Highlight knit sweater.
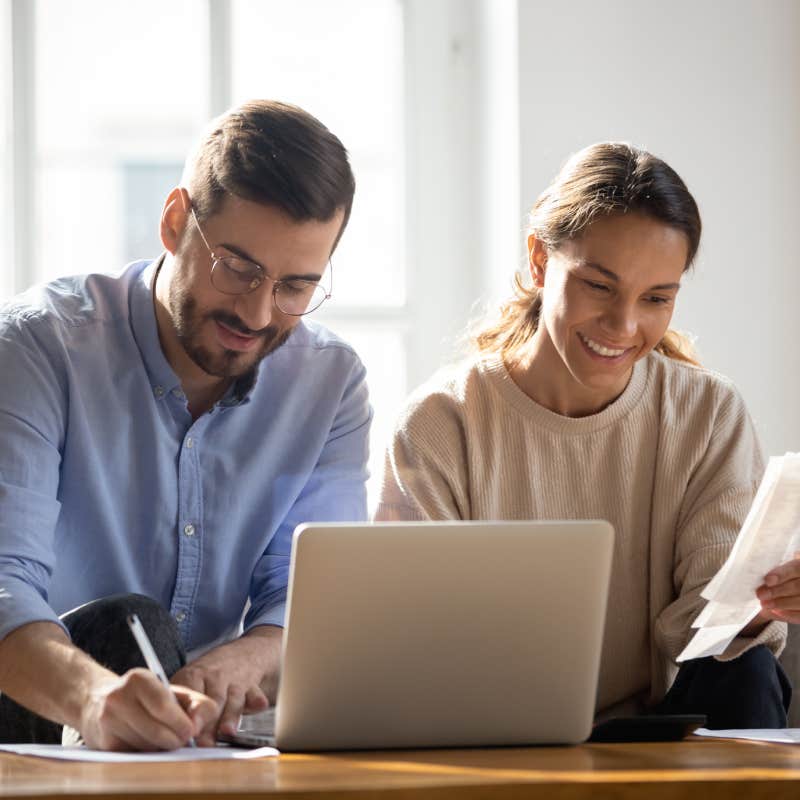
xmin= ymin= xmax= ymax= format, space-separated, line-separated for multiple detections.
xmin=376 ymin=351 xmax=786 ymax=715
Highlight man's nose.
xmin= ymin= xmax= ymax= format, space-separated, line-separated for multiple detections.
xmin=233 ymin=281 xmax=276 ymax=332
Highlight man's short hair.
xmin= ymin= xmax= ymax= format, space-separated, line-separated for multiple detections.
xmin=184 ymin=100 xmax=355 ymax=244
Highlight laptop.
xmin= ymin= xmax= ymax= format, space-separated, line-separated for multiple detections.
xmin=227 ymin=520 xmax=613 ymax=751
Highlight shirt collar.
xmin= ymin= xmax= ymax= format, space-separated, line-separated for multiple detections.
xmin=130 ymin=255 xmax=183 ymax=399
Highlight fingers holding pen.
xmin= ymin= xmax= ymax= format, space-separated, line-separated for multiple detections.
xmin=81 ymin=669 xmax=216 ymax=751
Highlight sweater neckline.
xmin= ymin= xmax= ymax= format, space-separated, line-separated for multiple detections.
xmin=480 ymin=352 xmax=652 ymax=434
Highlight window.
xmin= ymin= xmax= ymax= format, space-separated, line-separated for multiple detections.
xmin=33 ymin=0 xmax=207 ymax=282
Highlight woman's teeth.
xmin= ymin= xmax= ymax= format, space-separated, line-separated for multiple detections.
xmin=581 ymin=334 xmax=627 ymax=357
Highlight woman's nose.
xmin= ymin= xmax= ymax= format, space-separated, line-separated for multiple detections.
xmin=601 ymin=302 xmax=638 ymax=339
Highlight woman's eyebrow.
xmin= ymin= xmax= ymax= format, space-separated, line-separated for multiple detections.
xmin=579 ymin=261 xmax=619 ymax=281
xmin=578 ymin=260 xmax=681 ymax=291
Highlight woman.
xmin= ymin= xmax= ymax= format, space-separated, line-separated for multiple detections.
xmin=376 ymin=142 xmax=795 ymax=727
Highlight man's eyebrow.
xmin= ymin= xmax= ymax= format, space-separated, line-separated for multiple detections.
xmin=578 ymin=260 xmax=681 ymax=291
xmin=218 ymin=241 xmax=324 ymax=282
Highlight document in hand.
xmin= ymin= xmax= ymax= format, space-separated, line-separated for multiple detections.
xmin=678 ymin=452 xmax=800 ymax=662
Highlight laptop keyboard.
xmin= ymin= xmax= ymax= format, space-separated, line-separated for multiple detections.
xmin=238 ymin=707 xmax=276 ymax=736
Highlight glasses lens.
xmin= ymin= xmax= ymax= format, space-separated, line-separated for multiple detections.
xmin=211 ymin=257 xmax=263 ymax=295
xmin=275 ymin=282 xmax=328 ymax=316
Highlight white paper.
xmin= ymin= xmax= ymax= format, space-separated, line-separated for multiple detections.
xmin=691 ymin=599 xmax=760 ymax=629
xmin=677 ymin=453 xmax=800 ymax=663
xmin=677 ymin=623 xmax=745 ymax=662
xmin=694 ymin=728 xmax=800 ymax=744
xmin=0 ymin=743 xmax=279 ymax=762
xmin=704 ymin=455 xmax=800 ymax=606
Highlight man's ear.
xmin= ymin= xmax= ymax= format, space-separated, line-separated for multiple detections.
xmin=160 ymin=187 xmax=191 ymax=255
xmin=527 ymin=234 xmax=548 ymax=288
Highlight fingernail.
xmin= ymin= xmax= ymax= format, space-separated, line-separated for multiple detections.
xmin=760 ymin=589 xmax=772 ymax=601
xmin=765 ymin=574 xmax=779 ymax=586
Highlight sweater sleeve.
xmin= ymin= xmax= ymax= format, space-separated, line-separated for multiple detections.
xmin=654 ymin=381 xmax=786 ymax=663
xmin=374 ymin=388 xmax=471 ymax=521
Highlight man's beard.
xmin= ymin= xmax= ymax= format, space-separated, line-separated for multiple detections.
xmin=169 ymin=283 xmax=292 ymax=379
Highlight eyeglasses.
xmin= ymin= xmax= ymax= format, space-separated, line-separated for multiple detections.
xmin=190 ymin=207 xmax=332 ymax=316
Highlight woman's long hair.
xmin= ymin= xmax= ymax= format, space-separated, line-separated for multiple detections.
xmin=474 ymin=142 xmax=702 ymax=366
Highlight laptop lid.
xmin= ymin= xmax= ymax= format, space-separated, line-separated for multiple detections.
xmin=275 ymin=520 xmax=613 ymax=751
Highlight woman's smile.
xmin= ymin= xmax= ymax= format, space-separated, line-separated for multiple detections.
xmin=577 ymin=332 xmax=635 ymax=360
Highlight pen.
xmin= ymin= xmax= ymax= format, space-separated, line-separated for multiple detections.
xmin=126 ymin=613 xmax=197 ymax=748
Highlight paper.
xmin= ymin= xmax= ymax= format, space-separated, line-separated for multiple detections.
xmin=694 ymin=728 xmax=800 ymax=744
xmin=0 ymin=743 xmax=279 ymax=762
xmin=678 ymin=453 xmax=800 ymax=662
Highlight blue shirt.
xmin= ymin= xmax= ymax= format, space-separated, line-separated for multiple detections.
xmin=0 ymin=259 xmax=371 ymax=655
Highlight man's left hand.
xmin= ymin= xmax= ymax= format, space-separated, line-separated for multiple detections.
xmin=756 ymin=553 xmax=800 ymax=624
xmin=170 ymin=625 xmax=282 ymax=746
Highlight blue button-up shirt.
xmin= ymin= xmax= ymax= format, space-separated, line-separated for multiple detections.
xmin=0 ymin=259 xmax=370 ymax=656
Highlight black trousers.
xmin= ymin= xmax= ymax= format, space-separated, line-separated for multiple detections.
xmin=654 ymin=644 xmax=791 ymax=728
xmin=0 ymin=594 xmax=186 ymax=744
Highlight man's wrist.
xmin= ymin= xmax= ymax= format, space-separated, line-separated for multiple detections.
xmin=65 ymin=648 xmax=119 ymax=732
xmin=241 ymin=625 xmax=282 ymax=703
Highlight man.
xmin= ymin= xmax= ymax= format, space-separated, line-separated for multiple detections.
xmin=0 ymin=100 xmax=370 ymax=750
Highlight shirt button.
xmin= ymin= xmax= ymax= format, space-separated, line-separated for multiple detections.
xmin=153 ymin=385 xmax=164 ymax=398
xmin=185 ymin=437 xmax=194 ymax=449
xmin=175 ymin=611 xmax=186 ymax=623
xmin=172 ymin=388 xmax=185 ymax=399
xmin=184 ymin=523 xmax=195 ymax=537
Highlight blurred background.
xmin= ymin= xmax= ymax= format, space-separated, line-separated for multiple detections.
xmin=1 ymin=0 xmax=799 ymax=510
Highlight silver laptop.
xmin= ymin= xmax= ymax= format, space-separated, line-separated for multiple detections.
xmin=231 ymin=520 xmax=613 ymax=751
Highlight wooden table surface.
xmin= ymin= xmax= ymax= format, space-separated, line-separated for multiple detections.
xmin=2 ymin=738 xmax=800 ymax=799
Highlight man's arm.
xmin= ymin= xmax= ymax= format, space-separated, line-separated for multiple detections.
xmin=0 ymin=621 xmax=217 ymax=750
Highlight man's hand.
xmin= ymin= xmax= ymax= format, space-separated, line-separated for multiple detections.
xmin=756 ymin=552 xmax=800 ymax=624
xmin=0 ymin=622 xmax=219 ymax=751
xmin=80 ymin=669 xmax=218 ymax=751
xmin=170 ymin=626 xmax=281 ymax=746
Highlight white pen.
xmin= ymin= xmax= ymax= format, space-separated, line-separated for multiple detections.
xmin=126 ymin=613 xmax=197 ymax=748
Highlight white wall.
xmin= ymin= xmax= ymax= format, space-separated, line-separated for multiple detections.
xmin=515 ymin=0 xmax=800 ymax=455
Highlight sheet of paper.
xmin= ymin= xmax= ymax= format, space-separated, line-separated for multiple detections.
xmin=701 ymin=457 xmax=783 ymax=601
xmin=678 ymin=453 xmax=800 ymax=662
xmin=0 ymin=743 xmax=279 ymax=762
xmin=704 ymin=455 xmax=800 ymax=606
xmin=691 ymin=599 xmax=760 ymax=629
xmin=694 ymin=728 xmax=800 ymax=744
xmin=677 ymin=622 xmax=747 ymax=662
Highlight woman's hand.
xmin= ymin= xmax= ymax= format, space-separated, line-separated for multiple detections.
xmin=756 ymin=553 xmax=800 ymax=623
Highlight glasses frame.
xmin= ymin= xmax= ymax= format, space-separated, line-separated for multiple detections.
xmin=189 ymin=206 xmax=332 ymax=317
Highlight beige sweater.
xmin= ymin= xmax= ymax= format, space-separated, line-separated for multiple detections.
xmin=376 ymin=351 xmax=786 ymax=715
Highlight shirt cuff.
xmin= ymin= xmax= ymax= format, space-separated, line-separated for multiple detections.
xmin=244 ymin=601 xmax=286 ymax=632
xmin=0 ymin=575 xmax=68 ymax=642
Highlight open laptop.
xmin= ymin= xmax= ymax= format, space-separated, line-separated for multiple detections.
xmin=227 ymin=520 xmax=613 ymax=751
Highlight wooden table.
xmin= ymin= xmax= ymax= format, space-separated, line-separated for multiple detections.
xmin=2 ymin=738 xmax=800 ymax=799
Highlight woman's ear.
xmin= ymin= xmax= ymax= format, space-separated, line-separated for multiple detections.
xmin=527 ymin=234 xmax=548 ymax=288
xmin=160 ymin=187 xmax=191 ymax=255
